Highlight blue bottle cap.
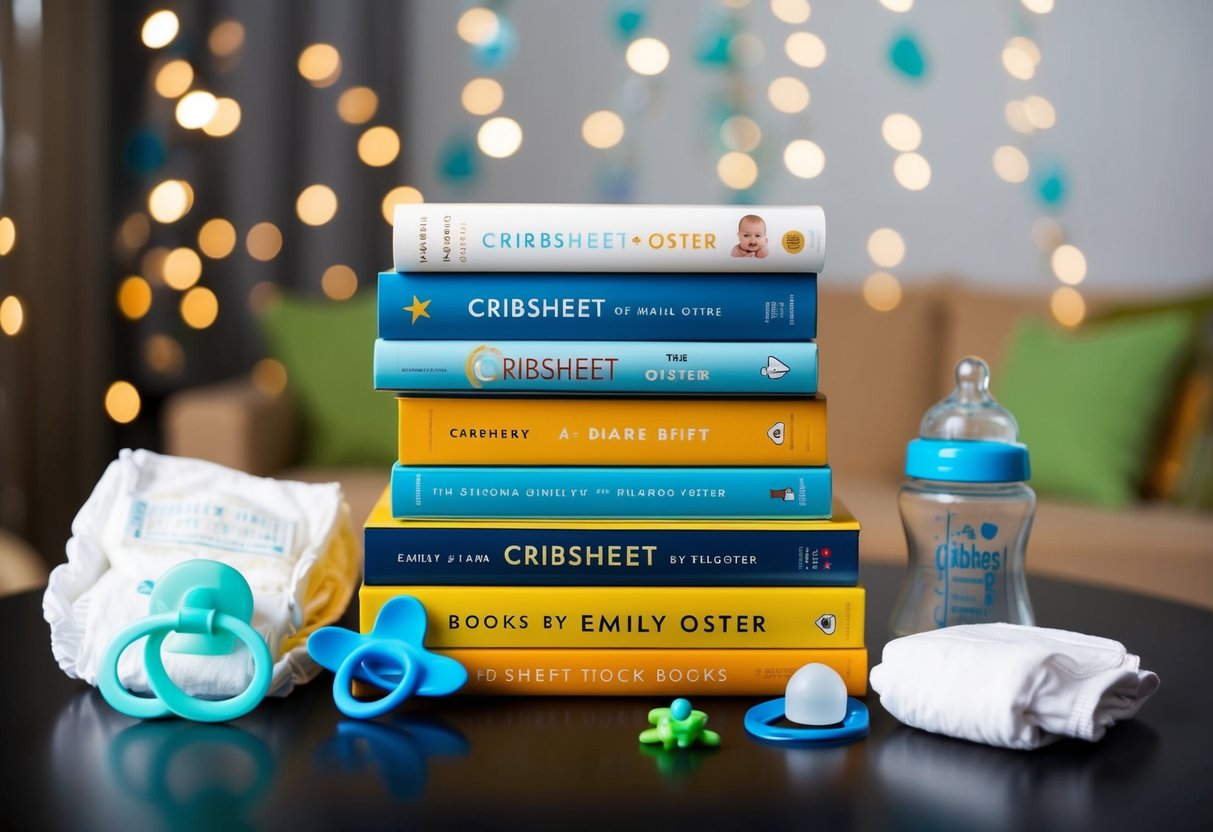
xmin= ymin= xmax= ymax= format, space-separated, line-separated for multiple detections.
xmin=905 ymin=356 xmax=1031 ymax=483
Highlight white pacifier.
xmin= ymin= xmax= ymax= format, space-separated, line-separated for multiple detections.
xmin=744 ymin=663 xmax=870 ymax=745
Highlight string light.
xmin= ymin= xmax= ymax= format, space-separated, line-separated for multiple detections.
xmin=358 ymin=126 xmax=401 ymax=166
xmin=163 ymin=247 xmax=203 ymax=290
xmin=881 ymin=113 xmax=921 ymax=152
xmin=477 ymin=117 xmax=523 ymax=158
xmin=141 ymin=11 xmax=179 ymax=49
xmin=785 ymin=31 xmax=826 ymax=68
xmin=296 ymin=184 xmax=339 ymax=226
xmin=461 ymin=78 xmax=503 ymax=116
xmin=0 ymin=216 xmax=15 ymax=255
xmin=770 ymin=0 xmax=811 ymax=25
xmin=104 ymin=381 xmax=141 ymax=424
xmin=180 ymin=286 xmax=219 ymax=329
xmin=198 ymin=219 xmax=237 ymax=258
xmin=717 ymin=152 xmax=759 ymax=190
xmin=867 ymin=228 xmax=906 ymax=268
xmin=202 ymin=98 xmax=242 ymax=137
xmin=338 ymin=87 xmax=379 ymax=124
xmin=117 ymin=276 xmax=153 ymax=320
xmin=581 ymin=110 xmax=626 ymax=149
xmin=298 ymin=44 xmax=341 ymax=87
xmin=154 ymin=60 xmax=194 ymax=98
xmin=783 ymin=140 xmax=825 ymax=179
xmin=456 ymin=8 xmax=500 ymax=46
xmin=176 ymin=91 xmax=218 ymax=129
xmin=768 ymin=76 xmax=810 ymax=113
xmin=1051 ymin=244 xmax=1088 ymax=285
xmin=0 ymin=296 xmax=24 ymax=336
xmin=148 ymin=180 xmax=191 ymax=223
xmin=626 ymin=37 xmax=670 ymax=75
xmin=893 ymin=152 xmax=931 ymax=190
xmin=381 ymin=186 xmax=424 ymax=225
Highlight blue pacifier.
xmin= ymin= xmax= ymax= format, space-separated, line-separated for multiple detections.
xmin=307 ymin=595 xmax=467 ymax=719
xmin=745 ymin=663 xmax=869 ymax=745
xmin=98 ymin=560 xmax=273 ymax=723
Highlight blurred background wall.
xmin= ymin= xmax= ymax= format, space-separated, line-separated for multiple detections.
xmin=1 ymin=0 xmax=1211 ymax=571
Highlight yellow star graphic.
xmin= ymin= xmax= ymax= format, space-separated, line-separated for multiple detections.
xmin=404 ymin=295 xmax=431 ymax=324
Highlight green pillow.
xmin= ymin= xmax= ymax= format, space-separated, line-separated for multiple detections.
xmin=258 ymin=292 xmax=396 ymax=467
xmin=996 ymin=310 xmax=1194 ymax=508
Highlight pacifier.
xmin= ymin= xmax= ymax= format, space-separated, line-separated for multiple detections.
xmin=98 ymin=560 xmax=273 ymax=723
xmin=744 ymin=663 xmax=869 ymax=744
xmin=307 ymin=595 xmax=467 ymax=719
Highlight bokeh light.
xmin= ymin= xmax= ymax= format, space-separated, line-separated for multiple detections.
xmin=117 ymin=213 xmax=150 ymax=254
xmin=202 ymin=98 xmax=242 ymax=137
xmin=321 ymin=264 xmax=358 ymax=300
xmin=1023 ymin=95 xmax=1056 ymax=129
xmin=381 ymin=186 xmax=424 ymax=225
xmin=867 ymin=228 xmax=906 ymax=268
xmin=117 ymin=276 xmax=153 ymax=320
xmin=298 ymin=43 xmax=341 ymax=87
xmin=770 ymin=0 xmax=811 ymax=25
xmin=338 ymin=86 xmax=379 ymax=124
xmin=717 ymin=152 xmax=759 ymax=190
xmin=862 ymin=271 xmax=903 ymax=312
xmin=461 ymin=78 xmax=503 ymax=116
xmin=768 ymin=76 xmax=810 ymax=113
xmin=0 ymin=216 xmax=15 ymax=255
xmin=1051 ymin=244 xmax=1088 ymax=285
xmin=0 ymin=296 xmax=24 ymax=336
xmin=141 ymin=247 xmax=169 ymax=284
xmin=181 ymin=286 xmax=219 ymax=329
xmin=198 ymin=218 xmax=237 ymax=259
xmin=208 ymin=20 xmax=246 ymax=57
xmin=879 ymin=0 xmax=914 ymax=11
xmin=252 ymin=358 xmax=288 ymax=395
xmin=1002 ymin=38 xmax=1039 ymax=80
xmin=729 ymin=33 xmax=765 ymax=67
xmin=141 ymin=10 xmax=179 ymax=49
xmin=176 ymin=91 xmax=218 ymax=129
xmin=1021 ymin=0 xmax=1054 ymax=13
xmin=720 ymin=115 xmax=762 ymax=152
xmin=477 ymin=117 xmax=523 ymax=158
xmin=626 ymin=37 xmax=671 ymax=75
xmin=1031 ymin=216 xmax=1064 ymax=251
xmin=785 ymin=31 xmax=826 ymax=68
xmin=783 ymin=140 xmax=825 ymax=179
xmin=144 ymin=334 xmax=184 ymax=376
xmin=248 ymin=281 xmax=281 ymax=314
xmin=457 ymin=7 xmax=500 ymax=46
xmin=246 ymin=222 xmax=283 ymax=261
xmin=105 ymin=381 xmax=141 ymax=424
xmin=881 ymin=113 xmax=921 ymax=152
xmin=148 ymin=180 xmax=192 ymax=223
xmin=1005 ymin=100 xmax=1034 ymax=134
xmin=581 ymin=110 xmax=626 ymax=149
xmin=358 ymin=126 xmax=401 ymax=166
xmin=1050 ymin=287 xmax=1086 ymax=327
xmin=163 ymin=247 xmax=203 ymax=290
xmin=893 ymin=152 xmax=931 ymax=190
xmin=154 ymin=59 xmax=193 ymax=98
xmin=993 ymin=145 xmax=1030 ymax=183
xmin=296 ymin=184 xmax=339 ymax=226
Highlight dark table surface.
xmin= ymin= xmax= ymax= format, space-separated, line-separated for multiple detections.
xmin=6 ymin=563 xmax=1212 ymax=832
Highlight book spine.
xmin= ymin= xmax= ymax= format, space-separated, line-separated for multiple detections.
xmin=397 ymin=395 xmax=828 ymax=466
xmin=363 ymin=521 xmax=857 ymax=586
xmin=359 ymin=585 xmax=864 ymax=648
xmin=435 ymin=647 xmax=868 ymax=696
xmin=373 ymin=339 xmax=818 ymax=395
xmin=376 ymin=271 xmax=817 ymax=341
xmin=390 ymin=463 xmax=833 ymax=519
xmin=393 ymin=203 xmax=825 ymax=273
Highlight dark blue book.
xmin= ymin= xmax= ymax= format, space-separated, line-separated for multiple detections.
xmin=362 ymin=488 xmax=859 ymax=586
xmin=377 ymin=271 xmax=817 ymax=341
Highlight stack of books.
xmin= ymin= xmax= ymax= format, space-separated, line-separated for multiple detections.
xmin=363 ymin=203 xmax=866 ymax=695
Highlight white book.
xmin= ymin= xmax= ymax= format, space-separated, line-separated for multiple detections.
xmin=393 ymin=203 xmax=826 ymax=273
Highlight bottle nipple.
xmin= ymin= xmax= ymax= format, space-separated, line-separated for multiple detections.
xmin=919 ymin=356 xmax=1019 ymax=443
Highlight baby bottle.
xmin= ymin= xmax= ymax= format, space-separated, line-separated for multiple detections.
xmin=889 ymin=356 xmax=1035 ymax=637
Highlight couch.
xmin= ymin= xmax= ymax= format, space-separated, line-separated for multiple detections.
xmin=162 ymin=281 xmax=1213 ymax=610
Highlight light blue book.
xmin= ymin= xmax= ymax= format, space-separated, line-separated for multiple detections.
xmin=377 ymin=271 xmax=818 ymax=341
xmin=373 ymin=339 xmax=817 ymax=394
xmin=390 ymin=463 xmax=833 ymax=519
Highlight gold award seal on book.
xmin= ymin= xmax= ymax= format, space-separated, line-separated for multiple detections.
xmin=782 ymin=231 xmax=806 ymax=254
xmin=466 ymin=345 xmax=504 ymax=388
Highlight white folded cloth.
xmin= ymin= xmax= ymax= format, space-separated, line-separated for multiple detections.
xmin=43 ymin=449 xmax=359 ymax=699
xmin=869 ymin=623 xmax=1160 ymax=750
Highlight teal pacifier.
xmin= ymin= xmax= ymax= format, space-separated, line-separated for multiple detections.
xmin=98 ymin=560 xmax=273 ymax=723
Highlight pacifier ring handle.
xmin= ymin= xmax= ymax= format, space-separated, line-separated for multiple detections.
xmin=143 ymin=613 xmax=273 ymax=723
xmin=333 ymin=642 xmax=419 ymax=720
xmin=744 ymin=696 xmax=870 ymax=745
xmin=98 ymin=613 xmax=178 ymax=720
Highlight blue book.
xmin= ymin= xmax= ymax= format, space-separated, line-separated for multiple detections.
xmin=391 ymin=463 xmax=833 ymax=519
xmin=362 ymin=487 xmax=859 ymax=587
xmin=373 ymin=339 xmax=818 ymax=394
xmin=377 ymin=271 xmax=817 ymax=341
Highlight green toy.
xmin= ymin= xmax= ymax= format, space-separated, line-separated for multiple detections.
xmin=638 ymin=698 xmax=721 ymax=750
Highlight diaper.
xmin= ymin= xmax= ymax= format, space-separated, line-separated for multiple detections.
xmin=44 ymin=449 xmax=359 ymax=699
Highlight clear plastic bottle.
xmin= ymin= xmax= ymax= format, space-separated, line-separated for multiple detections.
xmin=889 ymin=356 xmax=1036 ymax=637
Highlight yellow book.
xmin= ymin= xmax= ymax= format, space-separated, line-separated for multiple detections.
xmin=432 ymin=647 xmax=868 ymax=696
xmin=397 ymin=395 xmax=828 ymax=466
xmin=360 ymin=584 xmax=864 ymax=649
